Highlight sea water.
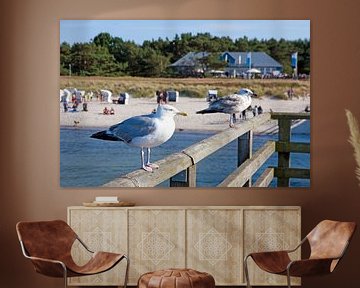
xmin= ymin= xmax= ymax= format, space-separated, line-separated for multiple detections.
xmin=60 ymin=121 xmax=310 ymax=188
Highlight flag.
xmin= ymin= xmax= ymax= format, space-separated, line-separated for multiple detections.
xmin=246 ymin=52 xmax=251 ymax=68
xmin=291 ymin=52 xmax=298 ymax=68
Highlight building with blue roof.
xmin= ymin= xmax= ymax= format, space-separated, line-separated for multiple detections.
xmin=170 ymin=51 xmax=283 ymax=77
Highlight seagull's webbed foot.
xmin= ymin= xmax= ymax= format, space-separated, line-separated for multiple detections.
xmin=144 ymin=148 xmax=159 ymax=170
xmin=146 ymin=163 xmax=159 ymax=169
xmin=142 ymin=165 xmax=153 ymax=172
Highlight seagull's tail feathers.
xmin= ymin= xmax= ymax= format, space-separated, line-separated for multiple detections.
xmin=196 ymin=108 xmax=218 ymax=114
xmin=90 ymin=130 xmax=123 ymax=141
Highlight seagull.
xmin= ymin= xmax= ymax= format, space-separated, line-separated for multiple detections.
xmin=196 ymin=88 xmax=255 ymax=127
xmin=90 ymin=104 xmax=187 ymax=172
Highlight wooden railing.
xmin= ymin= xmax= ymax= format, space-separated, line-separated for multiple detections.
xmin=103 ymin=112 xmax=310 ymax=188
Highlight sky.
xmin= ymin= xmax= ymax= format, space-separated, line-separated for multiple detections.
xmin=60 ymin=20 xmax=310 ymax=45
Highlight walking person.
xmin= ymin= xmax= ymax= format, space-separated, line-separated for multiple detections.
xmin=63 ymin=101 xmax=68 ymax=112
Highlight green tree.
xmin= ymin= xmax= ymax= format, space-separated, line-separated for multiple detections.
xmin=70 ymin=43 xmax=120 ymax=76
xmin=169 ymin=33 xmax=193 ymax=62
xmin=234 ymin=36 xmax=250 ymax=51
xmin=60 ymin=42 xmax=72 ymax=75
xmin=93 ymin=32 xmax=113 ymax=49
xmin=216 ymin=36 xmax=236 ymax=51
xmin=128 ymin=47 xmax=169 ymax=77
xmin=60 ymin=31 xmax=310 ymax=77
xmin=295 ymin=39 xmax=310 ymax=74
xmin=108 ymin=37 xmax=138 ymax=73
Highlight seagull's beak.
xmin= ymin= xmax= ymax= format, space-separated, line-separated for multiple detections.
xmin=177 ymin=111 xmax=188 ymax=116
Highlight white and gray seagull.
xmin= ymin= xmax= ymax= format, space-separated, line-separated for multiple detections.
xmin=196 ymin=88 xmax=255 ymax=127
xmin=91 ymin=104 xmax=187 ymax=172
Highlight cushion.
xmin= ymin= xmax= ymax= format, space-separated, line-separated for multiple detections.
xmin=138 ymin=268 xmax=215 ymax=288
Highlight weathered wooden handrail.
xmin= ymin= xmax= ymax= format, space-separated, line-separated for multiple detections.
xmin=253 ymin=167 xmax=275 ymax=187
xmin=218 ymin=141 xmax=276 ymax=187
xmin=103 ymin=113 xmax=271 ymax=187
xmin=103 ymin=112 xmax=310 ymax=188
xmin=103 ymin=152 xmax=193 ymax=187
xmin=182 ymin=113 xmax=271 ymax=163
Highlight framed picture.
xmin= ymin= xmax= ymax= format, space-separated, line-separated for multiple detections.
xmin=60 ymin=20 xmax=310 ymax=188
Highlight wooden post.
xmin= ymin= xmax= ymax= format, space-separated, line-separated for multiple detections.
xmin=170 ymin=165 xmax=196 ymax=187
xmin=277 ymin=119 xmax=291 ymax=187
xmin=238 ymin=131 xmax=253 ymax=187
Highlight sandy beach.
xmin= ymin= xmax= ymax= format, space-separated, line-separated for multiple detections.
xmin=60 ymin=96 xmax=310 ymax=133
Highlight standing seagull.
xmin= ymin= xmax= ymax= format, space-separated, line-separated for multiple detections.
xmin=91 ymin=104 xmax=187 ymax=172
xmin=196 ymin=88 xmax=255 ymax=127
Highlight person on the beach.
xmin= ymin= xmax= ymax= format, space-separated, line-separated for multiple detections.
xmin=72 ymin=100 xmax=78 ymax=112
xmin=287 ymin=87 xmax=294 ymax=99
xmin=103 ymin=107 xmax=109 ymax=115
xmin=110 ymin=107 xmax=115 ymax=115
xmin=156 ymin=90 xmax=161 ymax=103
xmin=258 ymin=105 xmax=263 ymax=114
xmin=163 ymin=90 xmax=168 ymax=103
xmin=63 ymin=101 xmax=68 ymax=112
xmin=157 ymin=90 xmax=168 ymax=104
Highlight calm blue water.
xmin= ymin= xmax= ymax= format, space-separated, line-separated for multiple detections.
xmin=60 ymin=121 xmax=310 ymax=188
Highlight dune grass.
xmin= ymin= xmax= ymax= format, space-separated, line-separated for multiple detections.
xmin=60 ymin=76 xmax=310 ymax=100
xmin=346 ymin=110 xmax=360 ymax=186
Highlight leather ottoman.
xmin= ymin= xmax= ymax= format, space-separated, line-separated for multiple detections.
xmin=138 ymin=268 xmax=215 ymax=288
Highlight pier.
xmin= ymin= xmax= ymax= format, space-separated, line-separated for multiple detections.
xmin=103 ymin=112 xmax=310 ymax=188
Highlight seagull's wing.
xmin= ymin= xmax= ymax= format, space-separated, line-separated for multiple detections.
xmin=210 ymin=95 xmax=239 ymax=110
xmin=109 ymin=114 xmax=157 ymax=143
xmin=202 ymin=94 xmax=250 ymax=114
xmin=197 ymin=95 xmax=237 ymax=114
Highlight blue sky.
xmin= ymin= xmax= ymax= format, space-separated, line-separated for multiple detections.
xmin=60 ymin=20 xmax=310 ymax=44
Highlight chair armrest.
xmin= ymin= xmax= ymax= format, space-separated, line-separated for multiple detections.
xmin=248 ymin=250 xmax=290 ymax=258
xmin=76 ymin=236 xmax=94 ymax=253
xmin=246 ymin=237 xmax=305 ymax=257
xmin=286 ymin=237 xmax=307 ymax=253
xmin=19 ymin=240 xmax=67 ymax=277
xmin=287 ymin=258 xmax=335 ymax=277
xmin=25 ymin=255 xmax=67 ymax=277
xmin=25 ymin=255 xmax=64 ymax=265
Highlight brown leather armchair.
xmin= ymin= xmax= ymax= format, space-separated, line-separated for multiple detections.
xmin=244 ymin=220 xmax=356 ymax=288
xmin=16 ymin=220 xmax=129 ymax=288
